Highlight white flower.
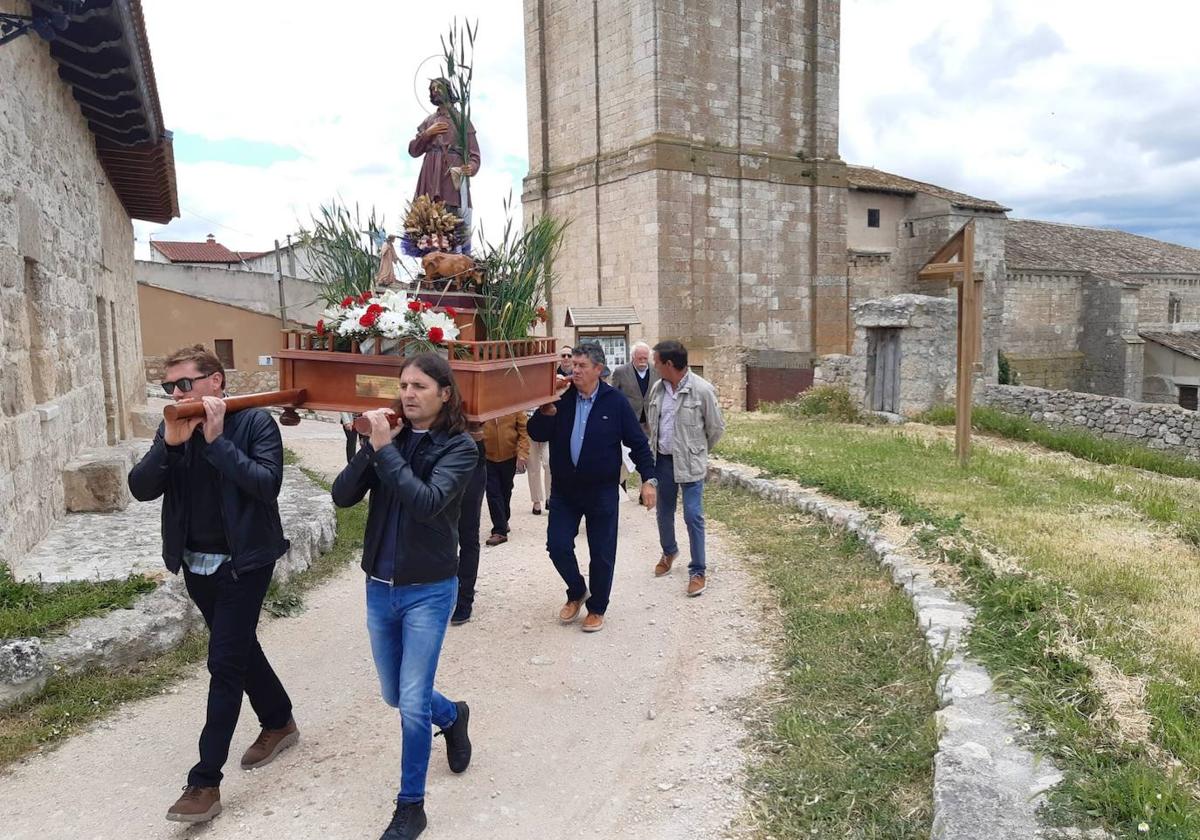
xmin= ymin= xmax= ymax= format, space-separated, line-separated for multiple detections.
xmin=321 ymin=305 xmax=344 ymax=321
xmin=376 ymin=310 xmax=408 ymax=339
xmin=419 ymin=310 xmax=460 ymax=341
xmin=1138 ymin=822 xmax=1150 ymax=834
xmin=337 ymin=306 xmax=368 ymax=336
xmin=378 ymin=289 xmax=411 ymax=312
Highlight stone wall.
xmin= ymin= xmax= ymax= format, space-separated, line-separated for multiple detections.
xmin=822 ymin=294 xmax=957 ymax=416
xmin=978 ymin=384 xmax=1200 ymax=458
xmin=0 ymin=9 xmax=146 ymax=567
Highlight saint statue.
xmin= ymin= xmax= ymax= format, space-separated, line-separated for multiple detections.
xmin=374 ymin=235 xmax=399 ymax=286
xmin=409 ymin=77 xmax=481 ymax=215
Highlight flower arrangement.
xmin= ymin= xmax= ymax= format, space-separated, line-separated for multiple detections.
xmin=316 ymin=288 xmax=460 ymax=354
xmin=401 ymin=195 xmax=470 ymax=258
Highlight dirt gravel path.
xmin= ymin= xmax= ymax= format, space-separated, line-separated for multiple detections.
xmin=0 ymin=421 xmax=769 ymax=839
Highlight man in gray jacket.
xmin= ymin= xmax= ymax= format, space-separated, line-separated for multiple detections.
xmin=610 ymin=341 xmax=659 ymax=434
xmin=646 ymin=340 xmax=725 ymax=596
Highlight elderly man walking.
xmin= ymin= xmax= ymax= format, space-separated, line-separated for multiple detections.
xmin=611 ymin=341 xmax=660 ymax=434
xmin=528 ymin=342 xmax=657 ymax=632
xmin=646 ymin=340 xmax=725 ymax=596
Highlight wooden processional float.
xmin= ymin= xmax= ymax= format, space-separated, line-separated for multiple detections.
xmin=162 ymin=290 xmax=560 ymax=433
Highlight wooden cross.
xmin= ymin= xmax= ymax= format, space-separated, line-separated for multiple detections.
xmin=917 ymin=220 xmax=982 ymax=466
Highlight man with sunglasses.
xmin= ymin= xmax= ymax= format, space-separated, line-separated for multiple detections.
xmin=129 ymin=345 xmax=297 ymax=825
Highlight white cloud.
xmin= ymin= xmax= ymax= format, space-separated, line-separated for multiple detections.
xmin=135 ymin=0 xmax=529 ymax=259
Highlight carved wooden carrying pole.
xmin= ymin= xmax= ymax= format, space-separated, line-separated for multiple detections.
xmin=163 ymin=389 xmax=307 ymax=423
xmin=918 ymin=220 xmax=982 ymax=466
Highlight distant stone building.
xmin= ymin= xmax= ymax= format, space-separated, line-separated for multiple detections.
xmin=0 ymin=0 xmax=178 ymax=565
xmin=523 ymin=0 xmax=848 ymax=409
xmin=150 ymin=235 xmax=317 ymax=280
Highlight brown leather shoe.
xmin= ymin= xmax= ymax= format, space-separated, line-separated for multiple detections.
xmin=687 ymin=575 xmax=706 ymax=597
xmin=166 ymin=785 xmax=221 ymax=823
xmin=558 ymin=596 xmax=587 ymax=623
xmin=240 ymin=718 xmax=299 ymax=770
xmin=485 ymin=533 xmax=508 ymax=546
xmin=654 ymin=552 xmax=677 ymax=577
xmin=581 ymin=612 xmax=605 ymax=632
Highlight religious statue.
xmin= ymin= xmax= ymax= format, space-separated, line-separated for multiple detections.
xmin=374 ymin=235 xmax=399 ymax=286
xmin=409 ymin=77 xmax=480 ymax=215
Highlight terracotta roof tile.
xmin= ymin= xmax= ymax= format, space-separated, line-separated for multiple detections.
xmin=1006 ymin=219 xmax=1200 ymax=276
xmin=846 ymin=165 xmax=1009 ymax=213
xmin=150 ymin=239 xmax=243 ymax=263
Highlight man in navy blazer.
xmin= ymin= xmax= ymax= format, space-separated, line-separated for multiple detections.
xmin=527 ymin=342 xmax=657 ymax=632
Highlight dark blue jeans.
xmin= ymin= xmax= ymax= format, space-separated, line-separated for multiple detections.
xmin=365 ymin=576 xmax=459 ymax=804
xmin=655 ymin=454 xmax=707 ymax=576
xmin=183 ymin=562 xmax=292 ymax=788
xmin=546 ymin=483 xmax=620 ymax=614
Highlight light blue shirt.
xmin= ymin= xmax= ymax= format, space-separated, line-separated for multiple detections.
xmin=570 ymin=387 xmax=598 ymax=466
xmin=183 ymin=548 xmax=229 ymax=576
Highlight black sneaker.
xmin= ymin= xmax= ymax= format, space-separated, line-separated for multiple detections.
xmin=450 ymin=604 xmax=472 ymax=626
xmin=435 ymin=700 xmax=472 ymax=773
xmin=379 ymin=800 xmax=426 ymax=840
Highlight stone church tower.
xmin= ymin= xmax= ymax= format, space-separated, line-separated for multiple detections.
xmin=523 ymin=0 xmax=848 ymax=405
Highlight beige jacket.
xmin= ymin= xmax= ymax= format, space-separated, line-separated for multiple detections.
xmin=646 ymin=371 xmax=725 ymax=482
xmin=482 ymin=411 xmax=529 ymax=463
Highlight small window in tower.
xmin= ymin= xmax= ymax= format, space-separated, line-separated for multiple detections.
xmin=1169 ymin=294 xmax=1182 ymax=325
xmin=214 ymin=339 xmax=235 ymax=370
xmin=867 ymin=208 xmax=881 ymax=228
xmin=1180 ymin=385 xmax=1198 ymax=411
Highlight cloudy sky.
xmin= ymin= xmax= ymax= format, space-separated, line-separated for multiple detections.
xmin=134 ymin=0 xmax=1200 ymax=258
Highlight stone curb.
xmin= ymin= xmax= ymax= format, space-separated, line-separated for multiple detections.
xmin=0 ymin=467 xmax=336 ymax=709
xmin=707 ymin=458 xmax=1102 ymax=839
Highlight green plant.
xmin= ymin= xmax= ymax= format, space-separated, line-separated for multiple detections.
xmin=779 ymin=385 xmax=863 ymax=423
xmin=998 ymin=350 xmax=1015 ymax=385
xmin=297 ymin=200 xmax=386 ymax=307
xmin=477 ymin=197 xmax=568 ymax=342
xmin=439 ymin=19 xmax=478 ymax=202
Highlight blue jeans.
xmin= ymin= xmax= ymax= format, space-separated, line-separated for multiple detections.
xmin=365 ymin=576 xmax=459 ymax=803
xmin=655 ymin=454 xmax=707 ymax=576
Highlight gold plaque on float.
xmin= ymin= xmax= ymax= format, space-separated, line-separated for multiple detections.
xmin=355 ymin=374 xmax=401 ymax=399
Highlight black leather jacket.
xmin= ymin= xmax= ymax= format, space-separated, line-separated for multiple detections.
xmin=127 ymin=408 xmax=290 ymax=577
xmin=331 ymin=426 xmax=479 ymax=585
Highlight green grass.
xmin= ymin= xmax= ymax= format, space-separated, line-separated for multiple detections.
xmin=717 ymin=410 xmax=1200 ymax=835
xmin=0 ymin=459 xmax=367 ymax=770
xmin=706 ymin=484 xmax=938 ymax=838
xmin=0 ymin=566 xmax=157 ymax=639
xmin=919 ymin=404 xmax=1200 ymax=481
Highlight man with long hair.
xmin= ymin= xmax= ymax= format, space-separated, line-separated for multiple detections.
xmin=331 ymin=353 xmax=478 ymax=840
xmin=128 ymin=345 xmax=297 ymax=825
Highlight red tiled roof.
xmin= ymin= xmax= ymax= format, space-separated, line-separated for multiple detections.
xmin=846 ymin=165 xmax=1010 ymax=213
xmin=151 ymin=240 xmax=243 ymax=263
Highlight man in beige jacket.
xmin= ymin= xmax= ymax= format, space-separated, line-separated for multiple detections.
xmin=646 ymin=340 xmax=725 ymax=596
xmin=482 ymin=411 xmax=529 ymax=546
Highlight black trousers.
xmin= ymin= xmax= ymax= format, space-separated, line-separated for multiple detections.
xmin=485 ymin=457 xmax=517 ymax=536
xmin=183 ymin=562 xmax=292 ymax=787
xmin=456 ymin=443 xmax=488 ymax=609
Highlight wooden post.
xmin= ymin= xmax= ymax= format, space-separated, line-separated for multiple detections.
xmin=918 ymin=219 xmax=982 ymax=466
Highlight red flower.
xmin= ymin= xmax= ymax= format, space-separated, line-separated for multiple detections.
xmin=340 ymin=296 xmax=354 ymax=307
xmin=408 ymin=300 xmax=422 ymax=312
xmin=445 ymin=306 xmax=458 ymax=318
xmin=315 ymin=319 xmax=325 ymax=336
xmin=359 ymin=311 xmax=379 ymax=328
xmin=422 ymin=301 xmax=433 ymax=311
xmin=367 ymin=303 xmax=384 ymax=314
xmin=359 ymin=291 xmax=373 ymax=303
xmin=427 ymin=326 xmax=444 ymax=344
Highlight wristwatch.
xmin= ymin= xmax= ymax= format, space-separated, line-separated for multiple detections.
xmin=645 ymin=478 xmax=658 ymax=487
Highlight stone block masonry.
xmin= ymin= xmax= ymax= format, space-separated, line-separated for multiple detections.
xmin=979 ymin=384 xmax=1200 ymax=460
xmin=1 ymin=10 xmax=149 ymax=566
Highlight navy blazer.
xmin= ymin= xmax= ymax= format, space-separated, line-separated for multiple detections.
xmin=527 ymin=380 xmax=655 ymax=489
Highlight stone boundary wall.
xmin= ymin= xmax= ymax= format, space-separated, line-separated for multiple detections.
xmin=979 ymin=384 xmax=1200 ymax=459
xmin=707 ymin=459 xmax=1102 ymax=839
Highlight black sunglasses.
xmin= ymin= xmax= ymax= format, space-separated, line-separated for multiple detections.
xmin=161 ymin=374 xmax=211 ymax=395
